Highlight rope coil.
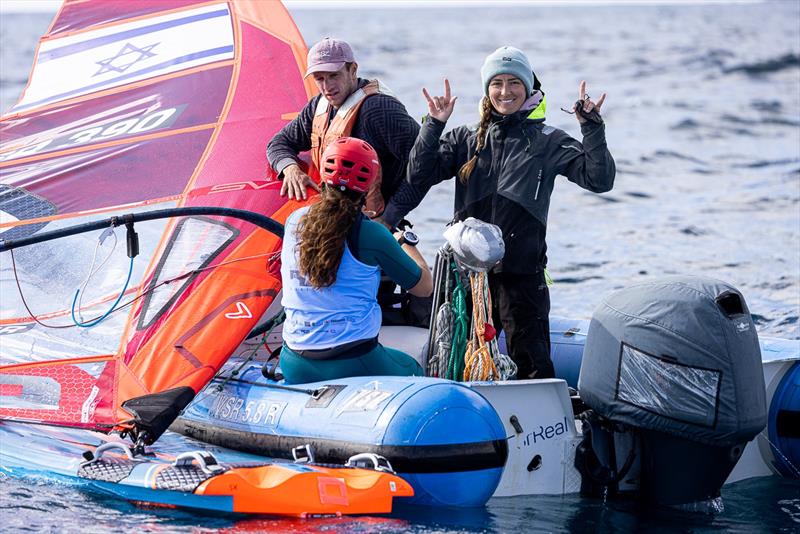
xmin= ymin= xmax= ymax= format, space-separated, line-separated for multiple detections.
xmin=426 ymin=248 xmax=517 ymax=382
xmin=429 ymin=249 xmax=454 ymax=378
xmin=463 ymin=272 xmax=498 ymax=381
xmin=447 ymin=262 xmax=469 ymax=381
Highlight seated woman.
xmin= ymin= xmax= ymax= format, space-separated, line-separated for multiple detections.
xmin=279 ymin=137 xmax=433 ymax=384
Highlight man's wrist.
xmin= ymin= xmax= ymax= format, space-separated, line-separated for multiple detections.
xmin=276 ymin=158 xmax=299 ymax=177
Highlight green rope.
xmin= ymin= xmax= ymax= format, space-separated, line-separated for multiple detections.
xmin=448 ymin=261 xmax=469 ymax=381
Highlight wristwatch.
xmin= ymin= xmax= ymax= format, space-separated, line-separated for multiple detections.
xmin=397 ymin=230 xmax=419 ymax=247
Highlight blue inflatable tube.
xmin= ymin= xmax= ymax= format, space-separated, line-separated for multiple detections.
xmin=175 ymin=317 xmax=587 ymax=507
xmin=768 ymin=360 xmax=800 ymax=478
xmin=175 ymin=369 xmax=508 ymax=507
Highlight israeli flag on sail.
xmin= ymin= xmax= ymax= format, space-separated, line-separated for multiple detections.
xmin=14 ymin=3 xmax=234 ymax=112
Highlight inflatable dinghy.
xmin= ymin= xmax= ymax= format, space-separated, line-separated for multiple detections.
xmin=175 ymin=277 xmax=800 ymax=510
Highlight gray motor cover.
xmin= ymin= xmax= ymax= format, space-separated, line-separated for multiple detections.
xmin=578 ymin=276 xmax=767 ymax=447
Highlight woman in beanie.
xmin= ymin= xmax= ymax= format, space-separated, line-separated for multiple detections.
xmin=407 ymin=46 xmax=615 ymax=379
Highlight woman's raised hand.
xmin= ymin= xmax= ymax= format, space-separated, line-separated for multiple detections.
xmin=573 ymin=80 xmax=606 ymax=124
xmin=422 ymin=79 xmax=458 ymax=123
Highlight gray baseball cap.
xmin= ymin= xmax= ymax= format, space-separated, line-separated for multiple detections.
xmin=305 ymin=38 xmax=355 ymax=77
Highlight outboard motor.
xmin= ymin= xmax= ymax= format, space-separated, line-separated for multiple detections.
xmin=577 ymin=276 xmax=767 ymax=510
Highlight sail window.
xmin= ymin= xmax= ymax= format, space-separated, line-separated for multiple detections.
xmin=138 ymin=216 xmax=237 ymax=329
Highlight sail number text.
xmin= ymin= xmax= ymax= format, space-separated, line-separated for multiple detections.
xmin=209 ymin=393 xmax=287 ymax=427
xmin=0 ymin=106 xmax=182 ymax=162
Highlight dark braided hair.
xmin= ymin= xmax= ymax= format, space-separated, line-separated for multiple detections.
xmin=457 ymin=96 xmax=494 ymax=183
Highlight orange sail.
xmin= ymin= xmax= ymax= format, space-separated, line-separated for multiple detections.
xmin=0 ymin=0 xmax=312 ymax=443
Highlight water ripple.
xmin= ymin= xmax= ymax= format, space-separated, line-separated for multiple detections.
xmin=723 ymin=53 xmax=800 ymax=75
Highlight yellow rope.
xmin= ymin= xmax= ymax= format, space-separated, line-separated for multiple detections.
xmin=463 ymin=272 xmax=498 ymax=381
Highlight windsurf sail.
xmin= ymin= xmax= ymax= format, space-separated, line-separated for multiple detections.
xmin=0 ymin=0 xmax=312 ymax=443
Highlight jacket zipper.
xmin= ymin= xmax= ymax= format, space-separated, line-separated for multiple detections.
xmin=491 ymin=125 xmax=505 ymax=223
xmin=534 ymin=169 xmax=543 ymax=200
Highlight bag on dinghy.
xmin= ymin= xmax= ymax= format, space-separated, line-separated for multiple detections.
xmin=577 ymin=276 xmax=767 ymax=508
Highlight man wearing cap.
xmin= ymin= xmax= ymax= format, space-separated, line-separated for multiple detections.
xmin=267 ymin=38 xmax=427 ymax=229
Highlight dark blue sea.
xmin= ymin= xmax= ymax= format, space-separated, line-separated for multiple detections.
xmin=1 ymin=1 xmax=799 ymax=532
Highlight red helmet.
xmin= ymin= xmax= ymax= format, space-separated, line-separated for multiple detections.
xmin=320 ymin=137 xmax=379 ymax=194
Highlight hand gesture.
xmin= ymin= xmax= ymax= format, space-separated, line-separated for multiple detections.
xmin=280 ymin=163 xmax=320 ymax=200
xmin=573 ymin=80 xmax=606 ymax=124
xmin=422 ymin=79 xmax=458 ymax=123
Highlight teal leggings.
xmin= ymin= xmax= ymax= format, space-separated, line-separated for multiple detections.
xmin=280 ymin=342 xmax=423 ymax=384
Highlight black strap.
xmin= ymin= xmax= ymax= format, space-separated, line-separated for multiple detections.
xmin=261 ymin=345 xmax=284 ymax=381
xmin=573 ymin=99 xmax=603 ymax=124
xmin=346 ymin=213 xmax=366 ymax=262
xmin=295 ymin=336 xmax=379 ymax=360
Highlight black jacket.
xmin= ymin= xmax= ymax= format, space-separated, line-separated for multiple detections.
xmin=408 ymin=110 xmax=615 ymax=274
xmin=266 ymin=79 xmax=429 ymax=227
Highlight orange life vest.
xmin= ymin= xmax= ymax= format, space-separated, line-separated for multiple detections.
xmin=310 ymin=80 xmax=385 ymax=217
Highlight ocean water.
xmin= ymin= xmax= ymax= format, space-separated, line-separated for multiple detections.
xmin=1 ymin=1 xmax=799 ymax=532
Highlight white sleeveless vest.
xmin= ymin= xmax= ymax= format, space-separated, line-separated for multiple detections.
xmin=280 ymin=207 xmax=381 ymax=350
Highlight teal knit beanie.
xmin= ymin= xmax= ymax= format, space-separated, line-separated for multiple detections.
xmin=480 ymin=46 xmax=534 ymax=96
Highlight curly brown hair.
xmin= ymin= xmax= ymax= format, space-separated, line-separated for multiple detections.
xmin=457 ymin=96 xmax=494 ymax=184
xmin=296 ymin=185 xmax=363 ymax=288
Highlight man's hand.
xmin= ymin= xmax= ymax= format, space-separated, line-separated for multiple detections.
xmin=280 ymin=164 xmax=320 ymax=200
xmin=573 ymin=80 xmax=606 ymax=124
xmin=422 ymin=78 xmax=457 ymax=123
